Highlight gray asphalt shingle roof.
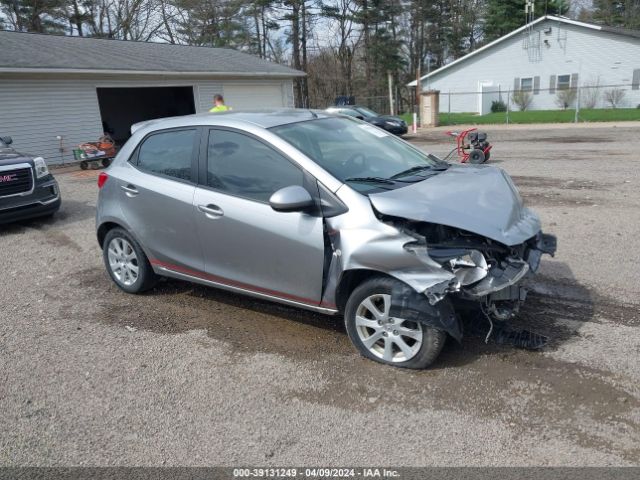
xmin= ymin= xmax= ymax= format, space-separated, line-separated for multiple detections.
xmin=0 ymin=30 xmax=304 ymax=77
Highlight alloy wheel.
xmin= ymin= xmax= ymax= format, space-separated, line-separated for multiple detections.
xmin=354 ymin=294 xmax=423 ymax=363
xmin=107 ymin=237 xmax=139 ymax=287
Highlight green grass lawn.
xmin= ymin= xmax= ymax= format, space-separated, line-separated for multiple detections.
xmin=400 ymin=108 xmax=640 ymax=126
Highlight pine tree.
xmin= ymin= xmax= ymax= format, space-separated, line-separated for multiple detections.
xmin=593 ymin=0 xmax=640 ymax=29
xmin=0 ymin=0 xmax=67 ymax=33
xmin=483 ymin=0 xmax=568 ymax=42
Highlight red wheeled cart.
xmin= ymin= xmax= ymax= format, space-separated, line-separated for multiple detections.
xmin=73 ymin=135 xmax=118 ymax=170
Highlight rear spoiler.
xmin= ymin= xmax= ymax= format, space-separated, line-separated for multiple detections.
xmin=130 ymin=118 xmax=165 ymax=135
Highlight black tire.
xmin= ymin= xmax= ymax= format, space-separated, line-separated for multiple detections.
xmin=101 ymin=158 xmax=112 ymax=168
xmin=102 ymin=227 xmax=157 ymax=293
xmin=80 ymin=161 xmax=89 ymax=170
xmin=468 ymin=149 xmax=485 ymax=164
xmin=344 ymin=276 xmax=447 ymax=369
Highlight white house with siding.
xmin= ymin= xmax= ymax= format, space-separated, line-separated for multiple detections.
xmin=408 ymin=16 xmax=640 ymax=114
xmin=0 ymin=31 xmax=303 ymax=164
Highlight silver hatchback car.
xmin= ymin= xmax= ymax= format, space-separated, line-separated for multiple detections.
xmin=96 ymin=110 xmax=556 ymax=369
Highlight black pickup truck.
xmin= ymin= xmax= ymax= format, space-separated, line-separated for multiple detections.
xmin=0 ymin=136 xmax=61 ymax=224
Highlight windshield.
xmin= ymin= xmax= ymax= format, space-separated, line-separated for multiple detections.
xmin=270 ymin=117 xmax=446 ymax=193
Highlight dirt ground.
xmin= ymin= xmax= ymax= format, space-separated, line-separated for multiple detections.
xmin=1 ymin=123 xmax=639 ymax=466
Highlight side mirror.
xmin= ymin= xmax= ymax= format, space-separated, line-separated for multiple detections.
xmin=269 ymin=185 xmax=314 ymax=213
xmin=1 ymin=136 xmax=12 ymax=145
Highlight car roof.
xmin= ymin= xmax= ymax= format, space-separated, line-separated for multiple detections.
xmin=327 ymin=105 xmax=369 ymax=110
xmin=131 ymin=109 xmax=332 ymax=134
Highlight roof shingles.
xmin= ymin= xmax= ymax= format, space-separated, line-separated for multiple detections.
xmin=0 ymin=30 xmax=304 ymax=76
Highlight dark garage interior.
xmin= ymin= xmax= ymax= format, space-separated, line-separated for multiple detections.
xmin=97 ymin=86 xmax=196 ymax=145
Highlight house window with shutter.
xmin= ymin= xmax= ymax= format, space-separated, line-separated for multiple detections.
xmin=570 ymin=73 xmax=579 ymax=88
xmin=557 ymin=74 xmax=571 ymax=90
xmin=520 ymin=77 xmax=533 ymax=92
xmin=633 ymin=69 xmax=640 ymax=90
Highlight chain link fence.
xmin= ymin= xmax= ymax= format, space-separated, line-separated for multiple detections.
xmin=433 ymin=83 xmax=640 ymax=126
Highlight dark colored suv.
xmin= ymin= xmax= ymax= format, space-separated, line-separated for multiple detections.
xmin=0 ymin=136 xmax=61 ymax=224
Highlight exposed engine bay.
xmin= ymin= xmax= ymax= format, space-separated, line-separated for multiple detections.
xmin=323 ymin=203 xmax=557 ymax=349
xmin=394 ymin=218 xmax=557 ymax=346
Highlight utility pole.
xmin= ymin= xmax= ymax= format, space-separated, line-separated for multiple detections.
xmin=415 ymin=62 xmax=421 ymax=131
xmin=387 ymin=71 xmax=394 ymax=115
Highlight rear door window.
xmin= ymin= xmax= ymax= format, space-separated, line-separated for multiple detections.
xmin=136 ymin=129 xmax=197 ymax=181
xmin=206 ymin=129 xmax=303 ymax=203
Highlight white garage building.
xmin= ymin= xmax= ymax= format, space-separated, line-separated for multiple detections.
xmin=409 ymin=15 xmax=640 ymax=114
xmin=0 ymin=31 xmax=303 ymax=164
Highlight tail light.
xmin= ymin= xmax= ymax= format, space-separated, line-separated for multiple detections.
xmin=97 ymin=172 xmax=109 ymax=189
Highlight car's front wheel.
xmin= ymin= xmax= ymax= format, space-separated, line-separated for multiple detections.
xmin=344 ymin=277 xmax=447 ymax=369
xmin=103 ymin=227 xmax=157 ymax=293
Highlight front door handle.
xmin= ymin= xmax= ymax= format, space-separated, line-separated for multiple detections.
xmin=120 ymin=184 xmax=139 ymax=197
xmin=198 ymin=204 xmax=224 ymax=219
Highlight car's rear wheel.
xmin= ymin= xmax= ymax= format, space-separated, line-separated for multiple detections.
xmin=344 ymin=277 xmax=447 ymax=369
xmin=103 ymin=227 xmax=157 ymax=293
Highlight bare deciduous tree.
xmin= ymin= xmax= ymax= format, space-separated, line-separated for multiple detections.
xmin=604 ymin=88 xmax=626 ymax=108
xmin=555 ymin=88 xmax=577 ymax=109
xmin=580 ymin=76 xmax=602 ymax=109
xmin=512 ymin=90 xmax=533 ymax=111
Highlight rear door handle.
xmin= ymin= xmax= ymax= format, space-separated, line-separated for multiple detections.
xmin=120 ymin=184 xmax=139 ymax=197
xmin=198 ymin=204 xmax=224 ymax=219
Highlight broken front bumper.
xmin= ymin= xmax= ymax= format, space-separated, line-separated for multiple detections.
xmin=465 ymin=259 xmax=529 ymax=298
xmin=461 ymin=232 xmax=557 ymax=301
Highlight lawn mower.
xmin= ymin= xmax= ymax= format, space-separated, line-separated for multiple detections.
xmin=444 ymin=127 xmax=492 ymax=164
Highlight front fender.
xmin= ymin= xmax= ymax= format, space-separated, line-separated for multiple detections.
xmin=321 ymin=212 xmax=458 ymax=309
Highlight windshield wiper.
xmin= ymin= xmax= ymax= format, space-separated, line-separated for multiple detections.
xmin=344 ymin=176 xmax=395 ymax=185
xmin=389 ymin=164 xmax=448 ymax=179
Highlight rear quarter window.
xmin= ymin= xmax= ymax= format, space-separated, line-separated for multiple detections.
xmin=136 ymin=129 xmax=196 ymax=181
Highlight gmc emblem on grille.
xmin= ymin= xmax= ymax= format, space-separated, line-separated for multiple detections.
xmin=0 ymin=174 xmax=18 ymax=183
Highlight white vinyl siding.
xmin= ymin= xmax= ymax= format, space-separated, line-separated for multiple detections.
xmin=223 ymin=82 xmax=288 ymax=110
xmin=420 ymin=18 xmax=640 ymax=112
xmin=0 ymin=75 xmax=296 ymax=164
xmin=195 ymin=81 xmax=224 ymax=112
xmin=0 ymin=78 xmax=103 ymax=164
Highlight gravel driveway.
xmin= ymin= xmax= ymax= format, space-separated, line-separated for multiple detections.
xmin=1 ymin=123 xmax=638 ymax=466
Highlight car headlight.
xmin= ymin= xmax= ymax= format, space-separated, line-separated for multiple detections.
xmin=429 ymin=249 xmax=489 ymax=286
xmin=449 ymin=250 xmax=489 ymax=286
xmin=33 ymin=157 xmax=49 ymax=178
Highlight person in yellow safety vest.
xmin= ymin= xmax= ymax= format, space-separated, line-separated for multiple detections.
xmin=209 ymin=94 xmax=230 ymax=112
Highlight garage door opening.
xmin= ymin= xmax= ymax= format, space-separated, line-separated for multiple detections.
xmin=96 ymin=86 xmax=196 ymax=145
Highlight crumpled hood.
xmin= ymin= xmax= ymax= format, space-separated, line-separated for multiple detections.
xmin=368 ymin=164 xmax=541 ymax=246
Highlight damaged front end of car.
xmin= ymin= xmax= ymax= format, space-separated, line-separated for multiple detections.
xmin=399 ymin=221 xmax=557 ymax=342
xmin=322 ymin=166 xmax=557 ymax=348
